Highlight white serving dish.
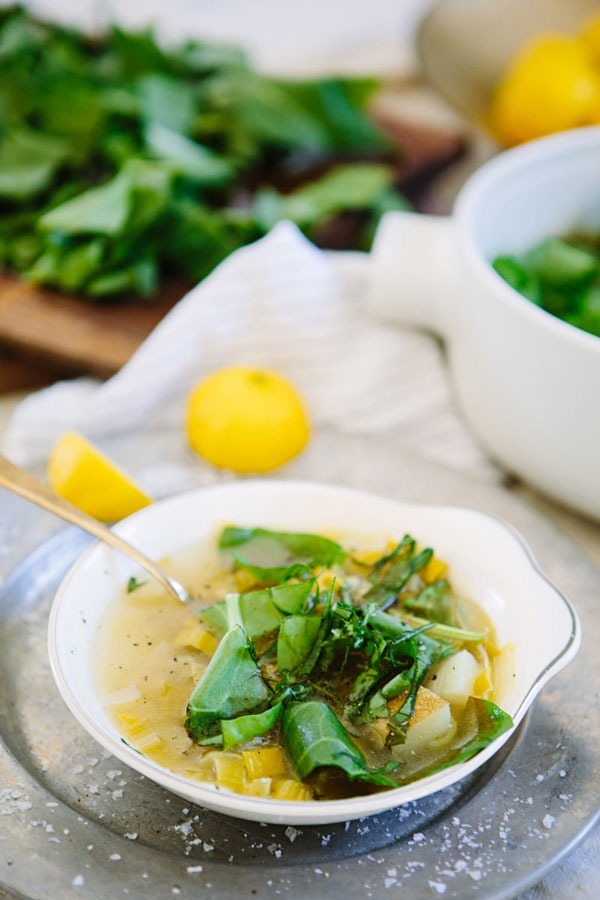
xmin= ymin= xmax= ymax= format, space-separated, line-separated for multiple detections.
xmin=48 ymin=480 xmax=580 ymax=825
xmin=369 ymin=127 xmax=600 ymax=521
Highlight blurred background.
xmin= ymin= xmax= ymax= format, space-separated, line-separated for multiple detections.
xmin=0 ymin=0 xmax=449 ymax=393
xmin=1 ymin=0 xmax=600 ymax=392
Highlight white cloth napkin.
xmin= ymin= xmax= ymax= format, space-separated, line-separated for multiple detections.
xmin=3 ymin=221 xmax=498 ymax=486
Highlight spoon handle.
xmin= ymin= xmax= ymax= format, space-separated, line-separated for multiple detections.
xmin=0 ymin=453 xmax=183 ymax=603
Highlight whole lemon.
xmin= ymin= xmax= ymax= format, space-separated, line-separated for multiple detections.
xmin=185 ymin=366 xmax=310 ymax=473
xmin=490 ymin=35 xmax=600 ymax=145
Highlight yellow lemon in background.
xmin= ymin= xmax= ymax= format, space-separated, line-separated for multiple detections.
xmin=48 ymin=431 xmax=153 ymax=521
xmin=185 ymin=366 xmax=310 ymax=473
xmin=580 ymin=14 xmax=600 ymax=67
xmin=490 ymin=35 xmax=600 ymax=145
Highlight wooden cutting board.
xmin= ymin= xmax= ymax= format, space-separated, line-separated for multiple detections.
xmin=0 ymin=275 xmax=189 ymax=391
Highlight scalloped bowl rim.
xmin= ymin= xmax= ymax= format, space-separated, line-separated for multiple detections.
xmin=47 ymin=480 xmax=580 ymax=825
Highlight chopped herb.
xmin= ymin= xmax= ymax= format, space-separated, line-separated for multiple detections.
xmin=127 ymin=576 xmax=147 ymax=593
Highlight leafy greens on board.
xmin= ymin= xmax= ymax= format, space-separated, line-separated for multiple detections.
xmin=0 ymin=5 xmax=410 ymax=299
xmin=184 ymin=524 xmax=513 ymax=794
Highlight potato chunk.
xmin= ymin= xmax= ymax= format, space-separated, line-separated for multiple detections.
xmin=425 ymin=650 xmax=481 ymax=708
xmin=372 ymin=686 xmax=453 ymax=753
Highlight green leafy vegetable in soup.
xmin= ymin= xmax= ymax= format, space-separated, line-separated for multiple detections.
xmin=97 ymin=526 xmax=514 ymax=802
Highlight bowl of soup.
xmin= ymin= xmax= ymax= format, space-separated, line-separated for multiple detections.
xmin=48 ymin=480 xmax=580 ymax=824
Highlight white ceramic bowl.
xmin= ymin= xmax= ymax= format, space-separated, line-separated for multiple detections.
xmin=48 ymin=480 xmax=580 ymax=825
xmin=369 ymin=127 xmax=600 ymax=521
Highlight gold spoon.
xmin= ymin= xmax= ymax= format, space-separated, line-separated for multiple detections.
xmin=0 ymin=453 xmax=190 ymax=605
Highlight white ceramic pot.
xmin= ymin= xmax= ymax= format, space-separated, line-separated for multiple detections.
xmin=369 ymin=127 xmax=600 ymax=521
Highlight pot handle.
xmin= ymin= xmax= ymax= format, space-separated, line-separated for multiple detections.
xmin=367 ymin=211 xmax=455 ymax=335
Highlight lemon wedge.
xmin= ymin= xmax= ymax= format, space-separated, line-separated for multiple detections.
xmin=47 ymin=431 xmax=152 ymax=521
xmin=185 ymin=366 xmax=310 ymax=473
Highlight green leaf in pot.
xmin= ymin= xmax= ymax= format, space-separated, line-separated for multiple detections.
xmin=567 ymin=284 xmax=600 ymax=338
xmin=522 ymin=237 xmax=598 ymax=289
xmin=492 ymin=256 xmax=543 ymax=306
xmin=493 ymin=231 xmax=600 ymax=339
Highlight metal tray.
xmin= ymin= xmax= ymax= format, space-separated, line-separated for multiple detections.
xmin=0 ymin=430 xmax=598 ymax=899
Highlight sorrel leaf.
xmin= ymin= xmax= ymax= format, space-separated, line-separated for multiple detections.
xmin=282 ymin=701 xmax=396 ymax=787
xmin=277 ymin=615 xmax=323 ymax=673
xmin=200 ymin=581 xmax=314 ymax=641
xmin=219 ymin=526 xmax=347 ymax=567
xmin=232 ymin=558 xmax=313 ymax=587
xmin=221 ymin=701 xmax=283 ymax=750
xmin=186 ymin=625 xmax=270 ymax=740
